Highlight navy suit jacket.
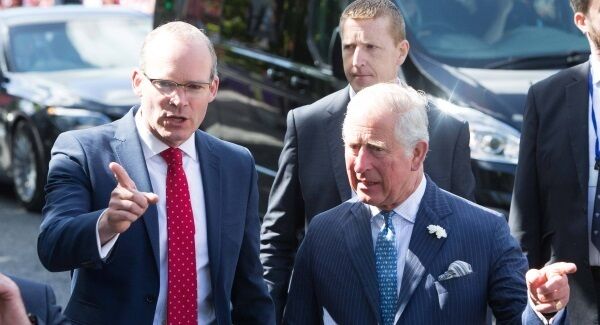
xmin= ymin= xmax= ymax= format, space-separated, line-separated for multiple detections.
xmin=37 ymin=107 xmax=274 ymax=324
xmin=283 ymin=178 xmax=545 ymax=324
xmin=261 ymin=86 xmax=475 ymax=319
xmin=11 ymin=276 xmax=68 ymax=325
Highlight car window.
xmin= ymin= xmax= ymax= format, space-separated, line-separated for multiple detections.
xmin=396 ymin=0 xmax=588 ymax=69
xmin=8 ymin=17 xmax=150 ymax=72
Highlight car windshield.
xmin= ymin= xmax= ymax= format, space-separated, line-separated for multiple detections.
xmin=8 ymin=16 xmax=150 ymax=72
xmin=397 ymin=0 xmax=589 ymax=69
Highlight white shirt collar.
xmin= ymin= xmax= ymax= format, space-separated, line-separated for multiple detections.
xmin=368 ymin=175 xmax=427 ymax=224
xmin=134 ymin=108 xmax=198 ymax=161
xmin=590 ymin=55 xmax=600 ymax=87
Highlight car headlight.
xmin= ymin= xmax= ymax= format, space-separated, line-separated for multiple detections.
xmin=47 ymin=107 xmax=111 ymax=131
xmin=429 ymin=97 xmax=520 ymax=165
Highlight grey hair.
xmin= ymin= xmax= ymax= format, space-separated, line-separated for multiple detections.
xmin=343 ymin=82 xmax=429 ymax=156
xmin=139 ymin=21 xmax=218 ymax=80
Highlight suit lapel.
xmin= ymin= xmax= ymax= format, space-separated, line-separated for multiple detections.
xmin=397 ymin=178 xmax=451 ymax=317
xmin=326 ymin=87 xmax=352 ymax=201
xmin=195 ymin=132 xmax=222 ymax=285
xmin=111 ymin=106 xmax=160 ymax=271
xmin=342 ymin=200 xmax=381 ymax=322
xmin=567 ymin=62 xmax=591 ymax=196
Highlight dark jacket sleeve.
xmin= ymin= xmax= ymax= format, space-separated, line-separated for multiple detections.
xmin=37 ymin=132 xmax=105 ymax=272
xmin=426 ymin=105 xmax=475 ymax=201
xmin=11 ymin=276 xmax=70 ymax=325
xmin=486 ymin=217 xmax=528 ymax=324
xmin=231 ymin=150 xmax=276 ymax=324
xmin=282 ymin=224 xmax=322 ymax=325
xmin=43 ymin=283 xmax=70 ymax=325
xmin=509 ymin=87 xmax=543 ymax=268
xmin=451 ymin=120 xmax=476 ymax=202
xmin=260 ymin=109 xmax=306 ymax=322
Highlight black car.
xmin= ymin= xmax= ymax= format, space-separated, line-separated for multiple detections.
xmin=155 ymin=0 xmax=588 ymax=212
xmin=0 ymin=6 xmax=151 ymax=210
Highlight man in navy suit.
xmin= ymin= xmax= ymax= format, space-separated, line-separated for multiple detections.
xmin=283 ymin=83 xmax=575 ymax=324
xmin=261 ymin=1 xmax=475 ymax=319
xmin=0 ymin=273 xmax=68 ymax=325
xmin=37 ymin=22 xmax=274 ymax=324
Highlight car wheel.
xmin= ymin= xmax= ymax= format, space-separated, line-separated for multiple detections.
xmin=11 ymin=121 xmax=45 ymax=211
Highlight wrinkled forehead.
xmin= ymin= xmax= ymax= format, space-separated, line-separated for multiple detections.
xmin=344 ymin=110 xmax=394 ymax=140
xmin=344 ymin=128 xmax=388 ymax=149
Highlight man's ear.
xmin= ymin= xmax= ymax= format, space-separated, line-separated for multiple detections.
xmin=207 ymin=76 xmax=220 ymax=103
xmin=574 ymin=12 xmax=588 ymax=34
xmin=396 ymin=39 xmax=410 ymax=67
xmin=410 ymin=140 xmax=428 ymax=171
xmin=131 ymin=69 xmax=143 ymax=97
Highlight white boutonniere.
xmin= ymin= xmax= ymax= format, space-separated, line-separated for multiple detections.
xmin=427 ymin=225 xmax=447 ymax=239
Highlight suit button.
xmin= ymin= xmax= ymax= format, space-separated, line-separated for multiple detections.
xmin=144 ymin=295 xmax=156 ymax=303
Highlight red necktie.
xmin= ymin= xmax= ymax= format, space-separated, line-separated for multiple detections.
xmin=161 ymin=148 xmax=198 ymax=325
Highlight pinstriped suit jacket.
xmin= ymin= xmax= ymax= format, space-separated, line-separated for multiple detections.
xmin=262 ymin=86 xmax=475 ymax=320
xmin=283 ymin=177 xmax=536 ymax=324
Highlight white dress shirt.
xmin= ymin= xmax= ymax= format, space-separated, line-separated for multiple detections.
xmin=96 ymin=110 xmax=215 ymax=324
xmin=589 ymin=55 xmax=600 ymax=266
xmin=368 ymin=175 xmax=425 ymax=323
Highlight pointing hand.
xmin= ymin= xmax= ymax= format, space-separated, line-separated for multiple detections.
xmin=98 ymin=162 xmax=159 ymax=244
xmin=526 ymin=262 xmax=577 ymax=314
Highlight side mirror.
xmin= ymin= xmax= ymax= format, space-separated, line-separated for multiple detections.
xmin=328 ymin=27 xmax=345 ymax=81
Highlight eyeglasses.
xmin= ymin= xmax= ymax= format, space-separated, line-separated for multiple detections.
xmin=143 ymin=72 xmax=211 ymax=97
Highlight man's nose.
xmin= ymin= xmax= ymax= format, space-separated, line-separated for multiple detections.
xmin=169 ymin=86 xmax=189 ymax=106
xmin=353 ymin=147 xmax=371 ymax=173
xmin=352 ymin=47 xmax=364 ymax=67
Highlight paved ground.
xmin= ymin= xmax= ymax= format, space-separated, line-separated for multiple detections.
xmin=0 ymin=186 xmax=71 ymax=308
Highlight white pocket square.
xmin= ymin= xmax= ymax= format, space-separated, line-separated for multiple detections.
xmin=438 ymin=260 xmax=472 ymax=281
xmin=323 ymin=307 xmax=338 ymax=325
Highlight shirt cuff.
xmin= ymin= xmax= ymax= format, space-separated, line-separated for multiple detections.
xmin=95 ymin=209 xmax=119 ymax=260
xmin=528 ymin=295 xmax=566 ymax=324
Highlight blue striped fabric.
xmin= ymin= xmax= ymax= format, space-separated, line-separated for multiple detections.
xmin=283 ymin=176 xmax=533 ymax=325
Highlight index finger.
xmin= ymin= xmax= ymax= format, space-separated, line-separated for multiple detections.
xmin=109 ymin=162 xmax=137 ymax=191
xmin=544 ymin=262 xmax=577 ymax=277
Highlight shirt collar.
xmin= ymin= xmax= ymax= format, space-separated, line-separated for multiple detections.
xmin=368 ymin=175 xmax=427 ymax=224
xmin=134 ymin=108 xmax=198 ymax=161
xmin=590 ymin=54 xmax=600 ymax=87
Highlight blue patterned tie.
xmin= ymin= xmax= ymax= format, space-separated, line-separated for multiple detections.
xmin=375 ymin=210 xmax=398 ymax=325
